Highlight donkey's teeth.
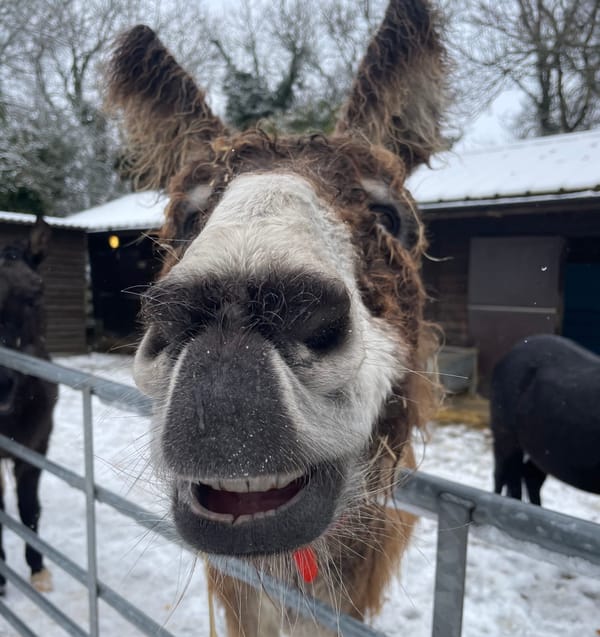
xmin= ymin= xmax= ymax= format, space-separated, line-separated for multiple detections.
xmin=189 ymin=473 xmax=307 ymax=519
xmin=201 ymin=471 xmax=303 ymax=494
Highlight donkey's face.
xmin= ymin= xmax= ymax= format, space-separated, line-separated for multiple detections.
xmin=135 ymin=142 xmax=425 ymax=554
xmin=0 ymin=219 xmax=51 ymax=415
xmin=111 ymin=1 xmax=446 ymax=557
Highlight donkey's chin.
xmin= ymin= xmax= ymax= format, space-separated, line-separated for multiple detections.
xmin=172 ymin=461 xmax=346 ymax=556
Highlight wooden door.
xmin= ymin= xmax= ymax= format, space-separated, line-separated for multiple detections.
xmin=468 ymin=236 xmax=565 ymax=393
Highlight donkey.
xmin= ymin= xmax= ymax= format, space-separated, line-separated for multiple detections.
xmin=107 ymin=1 xmax=446 ymax=634
xmin=0 ymin=216 xmax=56 ymax=594
xmin=491 ymin=334 xmax=600 ymax=506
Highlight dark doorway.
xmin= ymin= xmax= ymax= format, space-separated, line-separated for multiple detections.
xmin=88 ymin=231 xmax=162 ymax=346
xmin=563 ymin=238 xmax=600 ymax=355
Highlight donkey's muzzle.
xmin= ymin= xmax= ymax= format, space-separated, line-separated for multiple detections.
xmin=161 ymin=328 xmax=302 ymax=478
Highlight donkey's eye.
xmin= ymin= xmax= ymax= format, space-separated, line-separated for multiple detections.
xmin=370 ymin=204 xmax=401 ymax=236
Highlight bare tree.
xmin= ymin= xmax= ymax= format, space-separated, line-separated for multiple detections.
xmin=0 ymin=0 xmax=217 ymax=214
xmin=0 ymin=0 xmax=454 ymax=214
xmin=209 ymin=0 xmax=387 ymax=131
xmin=210 ymin=0 xmax=319 ymax=129
xmin=457 ymin=0 xmax=600 ymax=137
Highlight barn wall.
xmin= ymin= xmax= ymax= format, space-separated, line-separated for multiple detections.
xmin=422 ymin=227 xmax=470 ymax=347
xmin=423 ymin=205 xmax=600 ymax=340
xmin=422 ymin=202 xmax=600 ymax=387
xmin=0 ymin=222 xmax=87 ymax=353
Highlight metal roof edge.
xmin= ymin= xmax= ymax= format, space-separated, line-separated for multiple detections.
xmin=419 ymin=189 xmax=600 ymax=212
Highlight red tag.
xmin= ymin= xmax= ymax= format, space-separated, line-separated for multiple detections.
xmin=293 ymin=547 xmax=318 ymax=583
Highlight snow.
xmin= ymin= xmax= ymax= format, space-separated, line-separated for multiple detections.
xmin=0 ymin=354 xmax=598 ymax=636
xmin=0 ymin=212 xmax=86 ymax=230
xmin=63 ymin=192 xmax=169 ymax=232
xmin=15 ymin=129 xmax=591 ymax=234
xmin=408 ymin=128 xmax=600 ymax=204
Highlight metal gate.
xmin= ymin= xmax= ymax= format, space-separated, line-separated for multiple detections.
xmin=0 ymin=346 xmax=598 ymax=637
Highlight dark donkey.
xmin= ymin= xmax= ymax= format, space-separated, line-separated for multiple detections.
xmin=0 ymin=217 xmax=56 ymax=593
xmin=490 ymin=334 xmax=600 ymax=505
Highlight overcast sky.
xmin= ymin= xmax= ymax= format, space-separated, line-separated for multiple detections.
xmin=458 ymin=90 xmax=522 ymax=150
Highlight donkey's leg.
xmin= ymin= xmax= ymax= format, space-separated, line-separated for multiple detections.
xmin=209 ymin=568 xmax=280 ymax=637
xmin=14 ymin=460 xmax=51 ymax=591
xmin=494 ymin=450 xmax=523 ymax=500
xmin=0 ymin=469 xmax=6 ymax=595
xmin=523 ymin=460 xmax=546 ymax=506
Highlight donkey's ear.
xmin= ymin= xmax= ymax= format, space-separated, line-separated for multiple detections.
xmin=27 ymin=216 xmax=52 ymax=269
xmin=335 ymin=0 xmax=448 ymax=173
xmin=106 ymin=25 xmax=228 ymax=190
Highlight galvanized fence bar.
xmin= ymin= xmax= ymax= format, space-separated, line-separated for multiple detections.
xmin=431 ymin=494 xmax=472 ymax=637
xmin=393 ymin=469 xmax=600 ymax=570
xmin=0 ymin=346 xmax=151 ymax=416
xmin=0 ymin=509 xmax=177 ymax=637
xmin=0 ymin=432 xmax=85 ymax=489
xmin=82 ymin=387 xmax=100 ymax=637
xmin=0 ymin=560 xmax=87 ymax=637
xmin=0 ymin=599 xmax=37 ymax=637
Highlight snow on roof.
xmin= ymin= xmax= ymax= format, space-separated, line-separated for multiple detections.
xmin=408 ymin=128 xmax=600 ymax=204
xmin=0 ymin=210 xmax=86 ymax=230
xmin=7 ymin=130 xmax=594 ymax=233
xmin=63 ymin=191 xmax=169 ymax=232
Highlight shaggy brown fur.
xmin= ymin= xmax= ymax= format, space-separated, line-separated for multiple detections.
xmin=106 ymin=24 xmax=228 ymax=190
xmin=335 ymin=0 xmax=449 ymax=170
xmin=107 ymin=1 xmax=445 ymax=633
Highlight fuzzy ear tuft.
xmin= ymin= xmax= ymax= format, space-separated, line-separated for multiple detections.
xmin=106 ymin=25 xmax=228 ymax=190
xmin=335 ymin=0 xmax=449 ymax=173
xmin=27 ymin=216 xmax=52 ymax=269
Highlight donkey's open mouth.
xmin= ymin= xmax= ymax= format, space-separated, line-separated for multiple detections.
xmin=190 ymin=471 xmax=308 ymax=522
xmin=173 ymin=462 xmax=346 ymax=555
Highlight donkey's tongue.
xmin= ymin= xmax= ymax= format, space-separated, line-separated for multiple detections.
xmin=201 ymin=479 xmax=303 ymax=516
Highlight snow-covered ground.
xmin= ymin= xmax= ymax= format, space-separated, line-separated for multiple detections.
xmin=0 ymin=354 xmax=598 ymax=636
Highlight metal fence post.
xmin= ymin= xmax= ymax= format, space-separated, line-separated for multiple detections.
xmin=82 ymin=387 xmax=100 ymax=637
xmin=432 ymin=493 xmax=473 ymax=637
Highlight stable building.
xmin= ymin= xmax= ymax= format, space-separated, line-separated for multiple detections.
xmin=66 ymin=129 xmax=600 ymax=385
xmin=0 ymin=212 xmax=88 ymax=353
xmin=409 ymin=129 xmax=600 ymax=392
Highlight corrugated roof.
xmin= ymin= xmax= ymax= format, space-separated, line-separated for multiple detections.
xmin=407 ymin=128 xmax=600 ymax=204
